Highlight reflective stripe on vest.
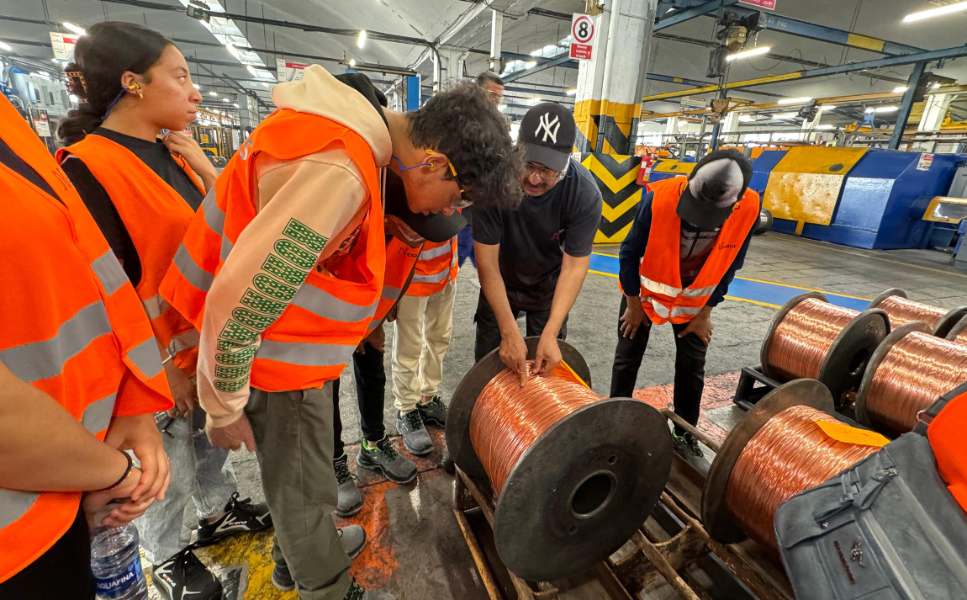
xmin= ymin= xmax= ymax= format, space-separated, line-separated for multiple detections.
xmin=407 ymin=237 xmax=457 ymax=296
xmin=412 ymin=269 xmax=451 ymax=284
xmin=257 ymin=339 xmax=356 ymax=367
xmin=638 ymin=177 xmax=759 ymax=325
xmin=290 ymin=283 xmax=378 ymax=323
xmin=172 ymin=245 xmax=215 ymax=292
xmin=418 ymin=244 xmax=451 ymax=261
xmin=0 ymin=96 xmax=172 ymax=584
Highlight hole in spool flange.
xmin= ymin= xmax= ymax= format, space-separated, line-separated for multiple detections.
xmin=570 ymin=471 xmax=617 ymax=519
xmin=849 ymin=347 xmax=872 ymax=377
xmin=607 ymin=455 xmax=617 ymax=465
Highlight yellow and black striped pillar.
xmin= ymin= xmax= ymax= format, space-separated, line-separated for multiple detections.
xmin=574 ymin=99 xmax=601 ymax=153
xmin=581 ymin=153 xmax=643 ymax=244
xmin=596 ymin=100 xmax=640 ymax=156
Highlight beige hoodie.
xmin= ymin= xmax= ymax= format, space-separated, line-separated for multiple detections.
xmin=197 ymin=65 xmax=391 ymax=428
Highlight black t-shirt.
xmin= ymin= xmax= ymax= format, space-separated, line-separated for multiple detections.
xmin=472 ymin=158 xmax=603 ymax=310
xmin=60 ymin=128 xmax=205 ymax=287
xmin=0 ymin=138 xmax=60 ymax=201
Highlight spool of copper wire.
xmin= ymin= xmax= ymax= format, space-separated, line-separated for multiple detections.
xmin=703 ymin=379 xmax=881 ymax=554
xmin=856 ymin=323 xmax=967 ymax=437
xmin=760 ymin=292 xmax=889 ymax=407
xmin=445 ymin=337 xmax=672 ymax=582
xmin=946 ymin=315 xmax=967 ymax=347
xmin=868 ymin=288 xmax=967 ymax=338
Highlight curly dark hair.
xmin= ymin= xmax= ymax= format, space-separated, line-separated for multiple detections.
xmin=407 ymin=81 xmax=523 ymax=210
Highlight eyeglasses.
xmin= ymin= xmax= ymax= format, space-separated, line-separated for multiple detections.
xmin=392 ymin=150 xmax=472 ymax=209
xmin=523 ymin=161 xmax=565 ymax=183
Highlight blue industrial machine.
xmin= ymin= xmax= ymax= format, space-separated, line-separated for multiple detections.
xmin=749 ymin=147 xmax=967 ymax=251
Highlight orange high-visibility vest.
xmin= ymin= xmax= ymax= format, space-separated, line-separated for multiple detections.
xmin=0 ymin=97 xmax=173 ymax=583
xmin=160 ymin=109 xmax=385 ymax=392
xmin=366 ymin=235 xmax=422 ymax=334
xmin=407 ymin=237 xmax=457 ymax=296
xmin=928 ymin=383 xmax=967 ymax=513
xmin=638 ymin=177 xmax=759 ymax=325
xmin=56 ymin=135 xmax=204 ymax=376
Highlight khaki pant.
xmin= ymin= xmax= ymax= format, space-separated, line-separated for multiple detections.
xmin=246 ymin=383 xmax=351 ymax=600
xmin=392 ymin=280 xmax=456 ymax=413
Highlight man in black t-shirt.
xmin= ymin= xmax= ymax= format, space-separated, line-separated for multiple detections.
xmin=472 ymin=103 xmax=603 ymax=379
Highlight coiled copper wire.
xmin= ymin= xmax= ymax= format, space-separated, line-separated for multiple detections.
xmin=470 ymin=363 xmax=600 ymax=494
xmin=863 ymin=332 xmax=967 ymax=436
xmin=766 ymin=299 xmax=859 ymax=381
xmin=725 ymin=405 xmax=879 ymax=554
xmin=877 ymin=295 xmax=948 ymax=331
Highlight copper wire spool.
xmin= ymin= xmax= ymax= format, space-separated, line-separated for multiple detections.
xmin=446 ymin=337 xmax=672 ymax=582
xmin=856 ymin=323 xmax=967 ymax=437
xmin=760 ymin=293 xmax=889 ymax=406
xmin=868 ymin=288 xmax=967 ymax=337
xmin=947 ymin=315 xmax=967 ymax=347
xmin=703 ymin=380 xmax=879 ymax=554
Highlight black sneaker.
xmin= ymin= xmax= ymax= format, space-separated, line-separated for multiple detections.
xmin=396 ymin=409 xmax=433 ymax=455
xmin=357 ymin=436 xmax=418 ymax=484
xmin=272 ymin=561 xmax=295 ymax=592
xmin=196 ymin=492 xmax=272 ymax=546
xmin=417 ymin=396 xmax=448 ymax=426
xmin=152 ymin=547 xmax=223 ymax=600
xmin=673 ymin=432 xmax=705 ymax=458
xmin=334 ymin=454 xmax=364 ymax=517
xmin=345 ymin=580 xmax=396 ymax=600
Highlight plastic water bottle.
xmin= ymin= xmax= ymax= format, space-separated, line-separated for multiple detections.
xmin=90 ymin=522 xmax=148 ymax=599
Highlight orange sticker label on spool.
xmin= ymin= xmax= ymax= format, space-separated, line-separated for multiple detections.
xmin=815 ymin=420 xmax=890 ymax=447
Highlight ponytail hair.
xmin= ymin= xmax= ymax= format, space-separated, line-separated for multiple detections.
xmin=57 ymin=21 xmax=172 ymax=145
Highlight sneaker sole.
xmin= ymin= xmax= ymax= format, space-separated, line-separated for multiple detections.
xmin=334 ymin=501 xmax=364 ymax=518
xmin=195 ymin=520 xmax=273 ymax=547
xmin=356 ymin=454 xmax=418 ymax=485
xmin=346 ymin=536 xmax=367 ymax=559
xmin=396 ymin=424 xmax=434 ymax=456
xmin=272 ymin=571 xmax=295 ymax=592
xmin=421 ymin=415 xmax=446 ymax=427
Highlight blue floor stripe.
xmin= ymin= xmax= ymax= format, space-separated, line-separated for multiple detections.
xmin=589 ymin=253 xmax=870 ymax=312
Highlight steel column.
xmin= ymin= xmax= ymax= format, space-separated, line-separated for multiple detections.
xmin=490 ymin=10 xmax=502 ymax=73
xmin=889 ymin=63 xmax=926 ymax=150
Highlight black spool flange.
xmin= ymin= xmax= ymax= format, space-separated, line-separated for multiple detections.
xmin=760 ymin=292 xmax=889 ymax=407
xmin=947 ymin=315 xmax=967 ymax=344
xmin=701 ymin=379 xmax=835 ymax=544
xmin=445 ymin=337 xmax=673 ymax=582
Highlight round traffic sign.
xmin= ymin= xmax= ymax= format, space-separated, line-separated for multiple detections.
xmin=572 ymin=15 xmax=594 ymax=44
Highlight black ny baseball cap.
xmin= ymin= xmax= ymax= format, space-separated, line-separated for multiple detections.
xmin=677 ymin=149 xmax=753 ymax=230
xmin=519 ymin=102 xmax=576 ymax=173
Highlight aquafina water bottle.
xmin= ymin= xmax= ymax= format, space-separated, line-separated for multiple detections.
xmin=90 ymin=521 xmax=148 ymax=600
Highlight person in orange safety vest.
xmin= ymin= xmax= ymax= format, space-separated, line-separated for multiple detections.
xmin=158 ymin=67 xmax=522 ymax=600
xmin=610 ymin=150 xmax=759 ymax=458
xmin=55 ymin=22 xmax=269 ymax=600
xmin=0 ymin=95 xmax=173 ymax=599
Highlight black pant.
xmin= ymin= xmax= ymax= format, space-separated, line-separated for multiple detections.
xmin=473 ymin=291 xmax=568 ymax=363
xmin=332 ymin=341 xmax=387 ymax=457
xmin=0 ymin=508 xmax=95 ymax=600
xmin=609 ymin=296 xmax=708 ymax=435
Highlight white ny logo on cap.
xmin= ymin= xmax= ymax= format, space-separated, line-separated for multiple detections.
xmin=535 ymin=113 xmax=560 ymax=143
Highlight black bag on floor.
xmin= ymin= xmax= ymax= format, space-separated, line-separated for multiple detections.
xmin=773 ymin=415 xmax=967 ymax=600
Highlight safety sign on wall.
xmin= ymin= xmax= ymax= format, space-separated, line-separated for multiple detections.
xmin=569 ymin=14 xmax=595 ymax=61
xmin=740 ymin=0 xmax=777 ymax=9
xmin=49 ymin=32 xmax=80 ymax=61
xmin=275 ymin=58 xmax=307 ymax=82
xmin=32 ymin=112 xmax=51 ymax=137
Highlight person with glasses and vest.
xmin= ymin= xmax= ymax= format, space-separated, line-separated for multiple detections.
xmin=610 ymin=149 xmax=758 ymax=458
xmin=55 ymin=23 xmax=269 ymax=600
xmin=0 ymin=94 xmax=173 ymax=599
xmin=159 ymin=67 xmax=522 ymax=600
xmin=473 ymin=102 xmax=602 ymax=380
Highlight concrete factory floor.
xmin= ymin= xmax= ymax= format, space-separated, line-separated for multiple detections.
xmin=144 ymin=233 xmax=967 ymax=600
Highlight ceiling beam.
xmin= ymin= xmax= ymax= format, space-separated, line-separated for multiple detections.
xmin=654 ymin=0 xmax=740 ymax=30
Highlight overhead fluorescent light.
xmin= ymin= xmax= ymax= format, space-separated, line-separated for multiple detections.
xmin=773 ymin=112 xmax=798 ymax=119
xmin=816 ymin=124 xmax=835 ymax=130
xmin=192 ymin=83 xmax=200 ymax=89
xmin=498 ymin=104 xmax=507 ymax=112
xmin=524 ymin=61 xmax=538 ymax=68
xmin=738 ymin=115 xmax=755 ymax=122
xmin=875 ymin=106 xmax=898 ymax=113
xmin=222 ymin=97 xmax=230 ymax=102
xmin=261 ymin=82 xmax=269 ymax=88
xmin=0 ymin=41 xmax=11 ymax=52
xmin=349 ymin=59 xmax=356 ymax=67
xmin=68 ymin=94 xmax=79 ymax=103
xmin=893 ymin=86 xmax=908 ymax=93
xmin=566 ymin=88 xmax=577 ymax=95
xmin=62 ymin=22 xmax=86 ymax=36
xmin=233 ymin=103 xmax=239 ymax=108
xmin=526 ymin=97 xmax=542 ymax=105
xmin=778 ymin=97 xmax=811 ymax=105
xmin=904 ymin=1 xmax=967 ymax=23
xmin=357 ymin=30 xmax=367 ymax=49
xmin=865 ymin=107 xmax=876 ymax=114
xmin=246 ymin=65 xmax=258 ymax=76
xmin=209 ymin=91 xmax=217 ymax=96
xmin=726 ymin=46 xmax=770 ymax=62
xmin=932 ymin=82 xmax=942 ymax=90
xmin=820 ymin=105 xmax=838 ymax=110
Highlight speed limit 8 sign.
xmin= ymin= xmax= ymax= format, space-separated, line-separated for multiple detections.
xmin=570 ymin=13 xmax=595 ymax=60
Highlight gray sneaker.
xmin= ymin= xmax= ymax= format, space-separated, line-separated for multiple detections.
xmin=345 ymin=581 xmax=396 ymax=600
xmin=339 ymin=525 xmax=367 ymax=559
xmin=396 ymin=409 xmax=433 ymax=456
xmin=333 ymin=454 xmax=363 ymax=517
xmin=417 ymin=395 xmax=448 ymax=426
xmin=357 ymin=437 xmax=418 ymax=484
